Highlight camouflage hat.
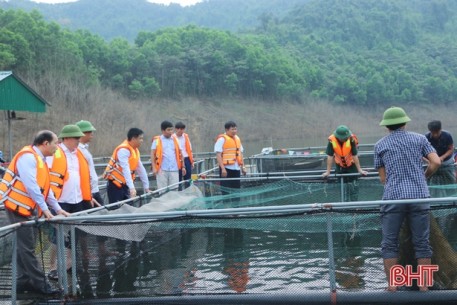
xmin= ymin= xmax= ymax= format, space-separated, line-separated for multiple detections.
xmin=333 ymin=125 xmax=351 ymax=141
xmin=75 ymin=120 xmax=96 ymax=132
xmin=58 ymin=124 xmax=85 ymax=138
xmin=379 ymin=106 xmax=411 ymax=126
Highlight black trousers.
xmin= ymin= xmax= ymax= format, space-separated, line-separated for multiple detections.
xmin=220 ymin=168 xmax=241 ymax=193
xmin=7 ymin=210 xmax=50 ymax=292
xmin=107 ymin=181 xmax=129 ymax=203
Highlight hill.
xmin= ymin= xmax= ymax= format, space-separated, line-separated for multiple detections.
xmin=2 ymin=0 xmax=457 ymax=105
xmin=1 ymin=0 xmax=457 ymax=157
xmin=0 ymin=0 xmax=306 ymax=41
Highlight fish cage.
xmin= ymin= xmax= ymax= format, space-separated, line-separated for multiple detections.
xmin=1 ymin=172 xmax=457 ymax=305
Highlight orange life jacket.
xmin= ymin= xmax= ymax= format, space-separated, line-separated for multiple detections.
xmin=49 ymin=145 xmax=92 ymax=201
xmin=182 ymin=133 xmax=194 ymax=165
xmin=217 ymin=134 xmax=243 ymax=166
xmin=103 ymin=140 xmax=140 ymax=188
xmin=153 ymin=136 xmax=183 ymax=170
xmin=0 ymin=146 xmax=50 ymax=218
xmin=328 ymin=134 xmax=357 ymax=168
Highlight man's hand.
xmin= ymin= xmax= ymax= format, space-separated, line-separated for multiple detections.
xmin=241 ymin=167 xmax=247 ymax=176
xmin=91 ymin=198 xmax=101 ymax=207
xmin=43 ymin=209 xmax=69 ymax=220
xmin=359 ymin=170 xmax=368 ymax=176
xmin=130 ymin=188 xmax=137 ymax=198
xmin=43 ymin=210 xmax=54 ymax=220
xmin=322 ymin=171 xmax=330 ymax=178
xmin=57 ymin=210 xmax=70 ymax=217
xmin=220 ymin=168 xmax=227 ymax=177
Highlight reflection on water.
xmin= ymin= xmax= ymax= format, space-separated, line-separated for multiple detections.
xmin=78 ymin=226 xmax=390 ymax=299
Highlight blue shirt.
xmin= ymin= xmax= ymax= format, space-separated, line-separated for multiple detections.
xmin=374 ymin=129 xmax=435 ymax=200
xmin=425 ymin=130 xmax=453 ymax=161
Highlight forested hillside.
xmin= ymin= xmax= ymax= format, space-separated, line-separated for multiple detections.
xmin=1 ymin=0 xmax=457 ymax=106
xmin=0 ymin=0 xmax=306 ymax=41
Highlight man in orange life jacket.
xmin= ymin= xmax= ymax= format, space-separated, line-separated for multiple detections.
xmin=151 ymin=120 xmax=185 ymax=192
xmin=322 ymin=125 xmax=367 ymax=201
xmin=76 ymin=120 xmax=104 ymax=206
xmin=46 ymin=124 xmax=98 ymax=280
xmin=174 ymin=121 xmax=194 ymax=189
xmin=214 ymin=121 xmax=246 ymax=193
xmin=0 ymin=130 xmax=69 ymax=295
xmin=104 ymin=128 xmax=150 ymax=203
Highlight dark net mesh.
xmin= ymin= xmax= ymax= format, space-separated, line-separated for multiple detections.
xmin=1 ymin=177 xmax=457 ymax=304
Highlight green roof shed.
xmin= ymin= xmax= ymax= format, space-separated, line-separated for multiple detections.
xmin=0 ymin=71 xmax=49 ymax=112
xmin=0 ymin=71 xmax=50 ymax=160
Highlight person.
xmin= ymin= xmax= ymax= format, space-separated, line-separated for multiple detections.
xmin=374 ymin=106 xmax=440 ymax=292
xmin=104 ymin=127 xmax=150 ymax=203
xmin=151 ymin=121 xmax=185 ymax=192
xmin=174 ymin=121 xmax=194 ymax=189
xmin=75 ymin=120 xmax=115 ymax=259
xmin=0 ymin=150 xmax=5 ymax=163
xmin=0 ymin=130 xmax=70 ymax=295
xmin=322 ymin=125 xmax=367 ymax=201
xmin=425 ymin=120 xmax=456 ymax=197
xmin=46 ymin=124 xmax=97 ymax=280
xmin=75 ymin=120 xmax=104 ymax=206
xmin=214 ymin=121 xmax=246 ymax=192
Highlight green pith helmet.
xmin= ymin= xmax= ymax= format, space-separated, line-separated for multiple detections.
xmin=334 ymin=125 xmax=351 ymax=141
xmin=379 ymin=106 xmax=411 ymax=126
xmin=58 ymin=124 xmax=85 ymax=138
xmin=75 ymin=120 xmax=96 ymax=132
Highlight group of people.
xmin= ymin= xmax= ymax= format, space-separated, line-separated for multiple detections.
xmin=324 ymin=106 xmax=453 ymax=291
xmin=0 ymin=119 xmax=246 ymax=296
xmin=0 ymin=105 xmax=451 ymax=294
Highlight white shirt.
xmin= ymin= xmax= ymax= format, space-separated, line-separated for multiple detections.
xmin=175 ymin=134 xmax=190 ymax=158
xmin=214 ymin=136 xmax=244 ymax=170
xmin=78 ymin=142 xmax=99 ymax=193
xmin=117 ymin=147 xmax=149 ymax=190
xmin=151 ymin=135 xmax=183 ymax=171
xmin=46 ymin=143 xmax=82 ymax=204
xmin=16 ymin=146 xmax=61 ymax=213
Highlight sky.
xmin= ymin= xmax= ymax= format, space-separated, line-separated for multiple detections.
xmin=31 ymin=0 xmax=203 ymax=6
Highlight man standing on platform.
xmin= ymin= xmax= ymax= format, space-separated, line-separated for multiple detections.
xmin=46 ymin=124 xmax=96 ymax=280
xmin=214 ymin=121 xmax=246 ymax=193
xmin=75 ymin=120 xmax=104 ymax=205
xmin=0 ymin=130 xmax=69 ymax=295
xmin=174 ymin=121 xmax=194 ymax=189
xmin=104 ymin=128 xmax=150 ymax=203
xmin=322 ymin=125 xmax=367 ymax=201
xmin=425 ymin=120 xmax=456 ymax=197
xmin=375 ymin=106 xmax=440 ymax=292
xmin=151 ymin=121 xmax=184 ymax=192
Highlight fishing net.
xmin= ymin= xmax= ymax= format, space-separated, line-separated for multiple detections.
xmin=1 ymin=176 xmax=457 ymax=303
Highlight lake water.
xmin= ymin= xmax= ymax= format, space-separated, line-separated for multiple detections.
xmin=76 ymin=224 xmax=386 ymax=299
xmin=71 ymin=209 xmax=457 ymax=300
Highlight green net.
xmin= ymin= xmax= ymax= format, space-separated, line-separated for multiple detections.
xmin=2 ymin=175 xmax=457 ymax=303
xmin=184 ymin=178 xmax=386 ymax=210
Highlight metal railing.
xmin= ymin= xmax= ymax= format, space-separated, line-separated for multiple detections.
xmin=3 ymin=188 xmax=457 ymax=304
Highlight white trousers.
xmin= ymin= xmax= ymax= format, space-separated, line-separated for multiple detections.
xmin=156 ymin=170 xmax=179 ymax=192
